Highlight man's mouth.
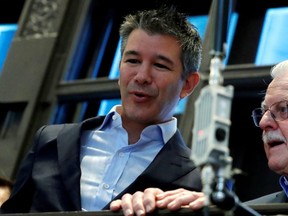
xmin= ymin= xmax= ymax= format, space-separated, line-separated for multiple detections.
xmin=130 ymin=91 xmax=153 ymax=102
xmin=268 ymin=140 xmax=285 ymax=148
xmin=134 ymin=92 xmax=146 ymax=97
xmin=131 ymin=90 xmax=152 ymax=98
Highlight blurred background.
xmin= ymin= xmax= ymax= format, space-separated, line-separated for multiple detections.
xmin=1 ymin=0 xmax=288 ymax=202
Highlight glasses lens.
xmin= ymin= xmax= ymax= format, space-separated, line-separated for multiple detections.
xmin=252 ymin=108 xmax=263 ymax=127
xmin=271 ymin=101 xmax=288 ymax=121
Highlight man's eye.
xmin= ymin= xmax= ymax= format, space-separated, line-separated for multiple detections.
xmin=279 ymin=106 xmax=288 ymax=113
xmin=154 ymin=63 xmax=170 ymax=70
xmin=125 ymin=59 xmax=139 ymax=64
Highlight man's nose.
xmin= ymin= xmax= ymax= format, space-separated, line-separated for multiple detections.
xmin=134 ymin=65 xmax=152 ymax=84
xmin=259 ymin=110 xmax=278 ymax=130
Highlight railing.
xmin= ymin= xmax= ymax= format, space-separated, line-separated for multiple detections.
xmin=2 ymin=204 xmax=288 ymax=216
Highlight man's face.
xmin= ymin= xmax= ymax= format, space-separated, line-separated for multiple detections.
xmin=259 ymin=75 xmax=288 ymax=175
xmin=118 ymin=29 xmax=198 ymax=126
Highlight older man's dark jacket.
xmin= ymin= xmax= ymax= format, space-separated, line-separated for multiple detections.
xmin=246 ymin=191 xmax=288 ymax=204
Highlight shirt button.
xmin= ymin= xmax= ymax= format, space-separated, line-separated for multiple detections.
xmin=118 ymin=152 xmax=124 ymax=157
xmin=103 ymin=183 xmax=110 ymax=189
xmin=112 ymin=115 xmax=117 ymax=120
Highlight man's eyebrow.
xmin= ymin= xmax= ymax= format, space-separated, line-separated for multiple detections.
xmin=123 ymin=50 xmax=174 ymax=65
xmin=157 ymin=54 xmax=174 ymax=66
xmin=123 ymin=50 xmax=139 ymax=56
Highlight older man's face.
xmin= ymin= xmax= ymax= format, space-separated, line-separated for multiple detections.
xmin=259 ymin=75 xmax=288 ymax=176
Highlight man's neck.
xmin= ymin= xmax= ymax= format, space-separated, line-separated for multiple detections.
xmin=122 ymin=118 xmax=148 ymax=144
xmin=115 ymin=106 xmax=147 ymax=144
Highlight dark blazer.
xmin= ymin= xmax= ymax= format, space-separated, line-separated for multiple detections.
xmin=245 ymin=191 xmax=288 ymax=204
xmin=1 ymin=116 xmax=201 ymax=213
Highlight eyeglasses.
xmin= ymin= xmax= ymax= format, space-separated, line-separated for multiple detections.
xmin=252 ymin=100 xmax=288 ymax=127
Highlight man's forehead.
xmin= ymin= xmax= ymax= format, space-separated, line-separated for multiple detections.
xmin=268 ymin=75 xmax=288 ymax=90
xmin=263 ymin=77 xmax=288 ymax=105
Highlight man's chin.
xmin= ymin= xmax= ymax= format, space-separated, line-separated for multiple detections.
xmin=268 ymin=161 xmax=287 ymax=175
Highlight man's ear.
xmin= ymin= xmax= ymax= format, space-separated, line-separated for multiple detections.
xmin=180 ymin=72 xmax=200 ymax=99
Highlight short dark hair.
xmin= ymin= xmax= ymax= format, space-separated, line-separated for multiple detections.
xmin=119 ymin=6 xmax=202 ymax=79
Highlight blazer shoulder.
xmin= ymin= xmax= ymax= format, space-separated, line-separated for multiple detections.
xmin=33 ymin=116 xmax=105 ymax=147
xmin=33 ymin=123 xmax=78 ymax=146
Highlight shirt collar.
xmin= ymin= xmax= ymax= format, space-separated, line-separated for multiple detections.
xmin=279 ymin=175 xmax=288 ymax=198
xmin=156 ymin=118 xmax=177 ymax=143
xmin=98 ymin=105 xmax=177 ymax=144
xmin=97 ymin=105 xmax=121 ymax=130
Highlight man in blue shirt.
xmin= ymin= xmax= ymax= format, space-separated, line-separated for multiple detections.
xmin=1 ymin=6 xmax=203 ymax=213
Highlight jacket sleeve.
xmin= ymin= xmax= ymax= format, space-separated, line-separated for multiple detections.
xmin=0 ymin=126 xmax=47 ymax=213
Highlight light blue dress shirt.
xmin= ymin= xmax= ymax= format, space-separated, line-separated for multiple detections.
xmin=80 ymin=106 xmax=177 ymax=211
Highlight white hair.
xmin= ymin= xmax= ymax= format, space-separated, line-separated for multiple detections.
xmin=271 ymin=60 xmax=288 ymax=78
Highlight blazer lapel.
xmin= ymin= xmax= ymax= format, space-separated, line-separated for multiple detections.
xmin=57 ymin=116 xmax=105 ymax=210
xmin=57 ymin=123 xmax=82 ymax=210
xmin=141 ymin=130 xmax=194 ymax=183
xmin=111 ymin=130 xmax=196 ymax=203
